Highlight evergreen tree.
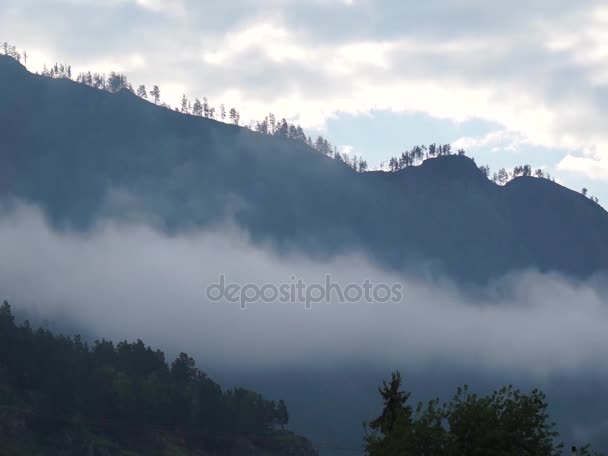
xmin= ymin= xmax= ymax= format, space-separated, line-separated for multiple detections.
xmin=181 ymin=94 xmax=189 ymax=113
xmin=276 ymin=118 xmax=288 ymax=137
xmin=107 ymin=72 xmax=128 ymax=92
xmin=192 ymin=98 xmax=203 ymax=116
xmin=201 ymin=97 xmax=209 ymax=117
xmin=268 ymin=113 xmax=276 ymax=134
xmin=150 ymin=85 xmax=161 ymax=104
xmin=136 ymin=84 xmax=147 ymax=99
xmin=229 ymin=108 xmax=240 ymax=125
xmin=364 ymin=372 xmax=583 ymax=456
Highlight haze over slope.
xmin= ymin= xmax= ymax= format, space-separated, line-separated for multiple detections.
xmin=1 ymin=54 xmax=608 ymax=282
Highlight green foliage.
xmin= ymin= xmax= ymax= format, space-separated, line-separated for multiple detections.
xmin=365 ymin=371 xmax=602 ymax=456
xmin=0 ymin=301 xmax=289 ymax=446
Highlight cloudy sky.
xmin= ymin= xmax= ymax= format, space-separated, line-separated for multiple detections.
xmin=3 ymin=0 xmax=608 ymax=202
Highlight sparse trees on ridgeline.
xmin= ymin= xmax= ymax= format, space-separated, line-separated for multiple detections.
xmin=314 ymin=136 xmax=333 ymax=155
xmin=106 ymin=72 xmax=129 ymax=92
xmin=180 ymin=94 xmax=189 ymax=114
xmin=493 ymin=168 xmax=510 ymax=185
xmin=229 ymin=107 xmax=240 ymax=125
xmin=192 ymin=98 xmax=203 ymax=116
xmin=385 ymin=144 xmax=452 ymax=172
xmin=43 ymin=63 xmax=72 ymax=79
xmin=203 ymin=97 xmax=210 ymax=118
xmin=485 ymin=164 xmax=553 ymax=186
xmin=276 ymin=118 xmax=289 ymax=138
xmin=2 ymin=42 xmax=21 ymax=62
xmin=150 ymin=85 xmax=161 ymax=104
xmin=136 ymin=84 xmax=147 ymax=99
xmin=6 ymin=48 xmax=601 ymax=199
xmin=93 ymin=73 xmax=105 ymax=88
xmin=582 ymin=188 xmax=601 ymax=204
xmin=250 ymin=112 xmax=367 ymax=172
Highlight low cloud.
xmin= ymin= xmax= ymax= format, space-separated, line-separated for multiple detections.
xmin=1 ymin=201 xmax=608 ymax=378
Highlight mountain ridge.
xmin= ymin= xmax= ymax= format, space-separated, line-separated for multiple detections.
xmin=1 ymin=54 xmax=607 ymax=282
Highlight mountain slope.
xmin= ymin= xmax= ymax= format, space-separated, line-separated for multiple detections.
xmin=0 ymin=301 xmax=318 ymax=456
xmin=1 ymin=54 xmax=608 ymax=281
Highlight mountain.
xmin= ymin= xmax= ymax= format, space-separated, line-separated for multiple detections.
xmin=1 ymin=54 xmax=608 ymax=282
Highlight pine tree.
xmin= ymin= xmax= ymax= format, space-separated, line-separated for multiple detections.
xmin=0 ymin=300 xmax=14 ymax=325
xmin=203 ymin=97 xmax=210 ymax=117
xmin=229 ymin=108 xmax=240 ymax=125
xmin=150 ymin=85 xmax=161 ymax=104
xmin=136 ymin=84 xmax=147 ymax=99
xmin=181 ymin=94 xmax=189 ymax=113
xmin=192 ymin=98 xmax=203 ymax=116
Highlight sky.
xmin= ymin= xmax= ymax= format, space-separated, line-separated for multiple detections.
xmin=2 ymin=0 xmax=608 ymax=203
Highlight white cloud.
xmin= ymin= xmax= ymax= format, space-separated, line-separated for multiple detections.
xmin=558 ymin=154 xmax=608 ymax=180
xmin=2 ymin=202 xmax=608 ymax=376
xmin=453 ymin=130 xmax=530 ymax=153
xmin=131 ymin=0 xmax=186 ymax=16
xmin=202 ymin=22 xmax=311 ymax=65
xmin=339 ymin=144 xmax=354 ymax=155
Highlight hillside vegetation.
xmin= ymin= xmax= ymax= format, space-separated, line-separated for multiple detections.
xmin=0 ymin=301 xmax=317 ymax=456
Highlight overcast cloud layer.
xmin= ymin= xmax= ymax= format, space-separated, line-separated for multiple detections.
xmin=2 ymin=0 xmax=608 ymax=182
xmin=1 ymin=202 xmax=608 ymax=378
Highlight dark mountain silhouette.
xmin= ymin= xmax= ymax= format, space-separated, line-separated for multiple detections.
xmin=1 ymin=54 xmax=607 ymax=282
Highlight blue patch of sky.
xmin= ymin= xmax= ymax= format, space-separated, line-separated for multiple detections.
xmin=309 ymin=110 xmax=499 ymax=165
xmin=309 ymin=110 xmax=607 ymax=206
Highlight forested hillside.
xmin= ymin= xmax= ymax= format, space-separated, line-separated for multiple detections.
xmin=0 ymin=301 xmax=317 ymax=455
